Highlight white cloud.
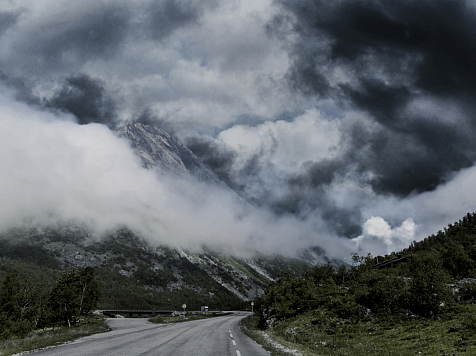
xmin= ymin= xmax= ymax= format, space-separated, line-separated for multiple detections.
xmin=0 ymin=84 xmax=355 ymax=257
xmin=217 ymin=109 xmax=341 ymax=172
xmin=352 ymin=165 xmax=476 ymax=257
xmin=363 ymin=217 xmax=392 ymax=240
xmin=0 ymin=0 xmax=293 ymax=134
xmin=353 ymin=216 xmax=416 ymax=256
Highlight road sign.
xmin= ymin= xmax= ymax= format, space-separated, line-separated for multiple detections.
xmin=182 ymin=304 xmax=186 ymax=309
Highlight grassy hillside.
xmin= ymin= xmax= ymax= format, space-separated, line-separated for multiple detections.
xmin=253 ymin=212 xmax=476 ymax=355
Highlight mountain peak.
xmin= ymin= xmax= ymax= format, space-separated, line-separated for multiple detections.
xmin=115 ymin=123 xmax=220 ymax=183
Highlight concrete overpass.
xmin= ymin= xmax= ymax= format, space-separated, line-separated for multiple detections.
xmin=98 ymin=309 xmax=175 ymax=317
xmin=98 ymin=309 xmax=222 ymax=317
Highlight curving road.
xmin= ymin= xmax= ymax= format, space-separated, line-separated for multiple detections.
xmin=30 ymin=312 xmax=270 ymax=356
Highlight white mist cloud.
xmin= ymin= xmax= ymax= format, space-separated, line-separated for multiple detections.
xmin=217 ymin=109 xmax=341 ymax=172
xmin=401 ymin=165 xmax=476 ymax=237
xmin=351 ymin=164 xmax=476 ymax=256
xmin=352 ymin=217 xmax=416 ymax=256
xmin=0 ymin=85 xmax=354 ymax=257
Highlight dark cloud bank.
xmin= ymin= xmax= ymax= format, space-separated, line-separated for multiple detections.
xmin=2 ymin=0 xmax=476 ymax=257
xmin=274 ymin=0 xmax=476 ymax=195
xmin=189 ymin=0 xmax=476 ymax=239
xmin=46 ymin=75 xmax=118 ymax=128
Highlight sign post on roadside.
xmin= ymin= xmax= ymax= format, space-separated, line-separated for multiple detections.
xmin=251 ymin=302 xmax=254 ymax=321
xmin=182 ymin=304 xmax=186 ymax=318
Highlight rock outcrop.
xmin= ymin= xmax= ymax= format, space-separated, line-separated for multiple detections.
xmin=115 ymin=123 xmax=220 ymax=184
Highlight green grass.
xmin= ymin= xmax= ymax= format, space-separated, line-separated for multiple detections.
xmin=241 ymin=315 xmax=296 ymax=356
xmin=241 ymin=304 xmax=476 ymax=355
xmin=0 ymin=316 xmax=110 ymax=356
xmin=220 ymin=256 xmax=269 ymax=286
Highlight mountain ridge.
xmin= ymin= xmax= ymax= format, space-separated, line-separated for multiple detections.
xmin=0 ymin=225 xmax=312 ymax=309
xmin=115 ymin=123 xmax=221 ymax=184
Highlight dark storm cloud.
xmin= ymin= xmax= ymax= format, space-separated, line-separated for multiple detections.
xmin=46 ymin=74 xmax=117 ymax=128
xmin=288 ymin=111 xmax=475 ymax=199
xmin=346 ymin=121 xmax=470 ymax=196
xmin=0 ymin=11 xmax=21 ymax=36
xmin=276 ymin=0 xmax=476 ymax=96
xmin=14 ymin=3 xmax=131 ymax=70
xmin=271 ymin=0 xmax=476 ymax=197
xmin=132 ymin=108 xmax=178 ymax=135
xmin=187 ymin=136 xmax=240 ymax=191
xmin=187 ymin=134 xmax=363 ymax=237
xmin=145 ymin=0 xmax=202 ymax=40
xmin=0 ymin=71 xmax=40 ymax=105
xmin=359 ymin=119 xmax=475 ymax=196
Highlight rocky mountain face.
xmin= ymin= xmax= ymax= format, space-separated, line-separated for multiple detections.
xmin=0 ymin=225 xmax=310 ymax=310
xmin=115 ymin=123 xmax=221 ymax=184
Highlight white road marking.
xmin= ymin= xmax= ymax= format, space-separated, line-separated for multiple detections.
xmin=230 ymin=333 xmax=233 ymax=338
xmin=236 ymin=351 xmax=241 ymax=356
xmin=229 ymin=330 xmax=231 ymax=333
xmin=232 ymin=340 xmax=236 ymax=346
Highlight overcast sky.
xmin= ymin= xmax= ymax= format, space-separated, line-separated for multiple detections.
xmin=1 ymin=0 xmax=476 ymax=258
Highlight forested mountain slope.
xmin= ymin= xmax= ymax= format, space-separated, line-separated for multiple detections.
xmin=0 ymin=225 xmax=310 ymax=311
xmin=402 ymin=212 xmax=476 ymax=278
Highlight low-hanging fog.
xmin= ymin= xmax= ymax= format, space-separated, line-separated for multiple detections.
xmin=2 ymin=0 xmax=476 ymax=259
xmin=0 ymin=85 xmax=342 ymax=257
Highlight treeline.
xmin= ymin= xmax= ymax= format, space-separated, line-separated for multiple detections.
xmin=0 ymin=267 xmax=100 ymax=340
xmin=257 ymin=213 xmax=476 ymax=328
xmin=257 ymin=255 xmax=461 ymax=329
xmin=405 ymin=212 xmax=476 ymax=278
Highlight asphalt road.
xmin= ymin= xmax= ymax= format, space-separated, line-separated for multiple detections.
xmin=30 ymin=312 xmax=270 ymax=356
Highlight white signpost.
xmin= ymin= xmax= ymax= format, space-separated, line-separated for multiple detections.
xmin=251 ymin=302 xmax=254 ymax=321
xmin=182 ymin=304 xmax=186 ymax=318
